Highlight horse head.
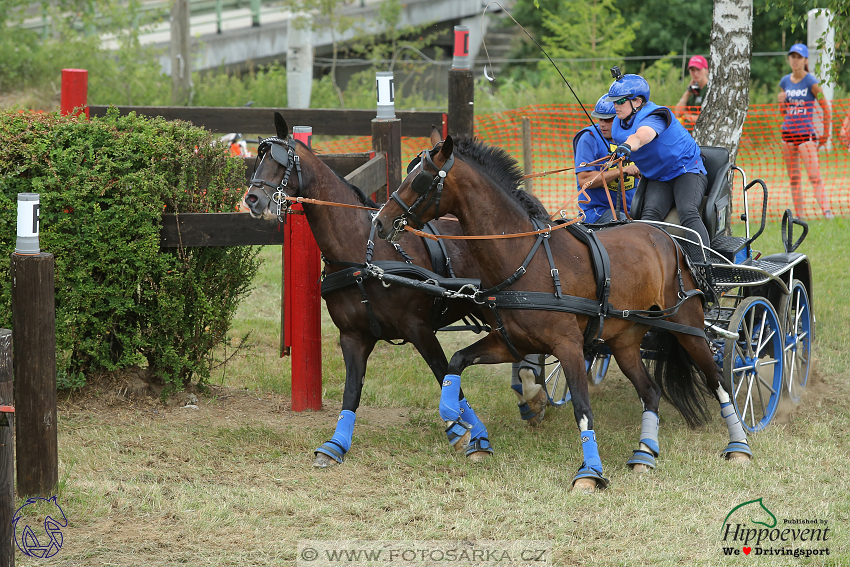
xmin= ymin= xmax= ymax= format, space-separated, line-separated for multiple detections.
xmin=374 ymin=128 xmax=457 ymax=242
xmin=244 ymin=111 xmax=312 ymax=220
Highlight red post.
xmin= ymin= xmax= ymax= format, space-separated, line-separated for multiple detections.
xmin=60 ymin=69 xmax=89 ymax=118
xmin=286 ymin=127 xmax=322 ymax=411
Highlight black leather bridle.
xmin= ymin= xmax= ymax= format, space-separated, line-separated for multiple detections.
xmin=387 ymin=144 xmax=455 ymax=235
xmin=248 ymin=136 xmax=303 ymax=221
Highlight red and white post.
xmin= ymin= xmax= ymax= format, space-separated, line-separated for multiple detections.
xmin=60 ymin=69 xmax=89 ymax=118
xmin=284 ymin=127 xmax=322 ymax=411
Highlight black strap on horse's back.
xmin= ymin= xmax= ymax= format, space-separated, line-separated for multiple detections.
xmin=563 ymin=223 xmax=613 ymax=350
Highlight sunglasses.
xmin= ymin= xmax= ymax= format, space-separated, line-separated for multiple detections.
xmin=613 ymin=97 xmax=631 ymax=105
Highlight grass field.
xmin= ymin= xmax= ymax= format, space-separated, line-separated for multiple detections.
xmin=14 ymin=217 xmax=850 ymax=566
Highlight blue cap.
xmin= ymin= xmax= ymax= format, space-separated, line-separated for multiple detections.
xmin=789 ymin=44 xmax=808 ymax=58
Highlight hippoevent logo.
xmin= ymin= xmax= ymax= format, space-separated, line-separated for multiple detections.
xmin=13 ymin=495 xmax=68 ymax=559
xmin=720 ymin=498 xmax=830 ymax=558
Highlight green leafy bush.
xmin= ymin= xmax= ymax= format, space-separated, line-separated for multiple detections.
xmin=0 ymin=108 xmax=261 ymax=392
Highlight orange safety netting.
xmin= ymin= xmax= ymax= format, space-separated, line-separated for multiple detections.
xmin=314 ymin=101 xmax=850 ymax=221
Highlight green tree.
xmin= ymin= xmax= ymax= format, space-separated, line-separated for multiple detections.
xmin=539 ymin=0 xmax=637 ymax=81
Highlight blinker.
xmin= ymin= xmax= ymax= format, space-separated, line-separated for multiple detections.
xmin=406 ymin=156 xmax=422 ymax=174
xmin=270 ymin=142 xmax=290 ymax=167
xmin=411 ymin=171 xmax=434 ymax=194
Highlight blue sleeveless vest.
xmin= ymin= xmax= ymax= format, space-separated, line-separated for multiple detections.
xmin=612 ymin=101 xmax=704 ymax=182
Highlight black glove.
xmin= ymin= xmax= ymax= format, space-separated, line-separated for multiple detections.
xmin=613 ymin=143 xmax=631 ymax=160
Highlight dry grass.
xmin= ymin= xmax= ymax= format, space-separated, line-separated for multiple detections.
xmin=15 ymin=225 xmax=850 ymax=566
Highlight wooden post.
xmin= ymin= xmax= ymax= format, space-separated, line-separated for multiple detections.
xmin=522 ymin=117 xmax=533 ymax=194
xmin=371 ymin=120 xmax=401 ymax=203
xmin=0 ymin=330 xmax=13 ymax=567
xmin=60 ymin=69 xmax=88 ymax=118
xmin=448 ymin=26 xmax=474 ymax=139
xmin=170 ymin=0 xmax=192 ymax=106
xmin=372 ymin=71 xmax=401 ymax=202
xmin=12 ymin=253 xmax=57 ymax=497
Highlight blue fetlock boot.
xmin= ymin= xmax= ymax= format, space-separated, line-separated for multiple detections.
xmin=440 ymin=375 xmax=471 ymax=450
xmin=510 ymin=384 xmax=539 ymax=421
xmin=315 ymin=410 xmax=356 ymax=465
xmin=573 ymin=430 xmax=610 ymax=490
xmin=460 ymin=399 xmax=493 ymax=457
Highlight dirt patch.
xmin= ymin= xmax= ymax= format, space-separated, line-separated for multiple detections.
xmin=58 ymin=367 xmax=412 ymax=432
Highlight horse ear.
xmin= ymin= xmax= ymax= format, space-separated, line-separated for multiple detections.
xmin=440 ymin=136 xmax=453 ymax=159
xmin=430 ymin=125 xmax=443 ymax=146
xmin=274 ymin=112 xmax=288 ymax=138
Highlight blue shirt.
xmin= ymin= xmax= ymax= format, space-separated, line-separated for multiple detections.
xmin=779 ymin=73 xmax=819 ymax=136
xmin=573 ymin=126 xmax=636 ymax=223
xmin=612 ymin=102 xmax=706 ymax=181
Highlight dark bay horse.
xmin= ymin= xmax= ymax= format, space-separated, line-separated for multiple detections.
xmin=373 ymin=131 xmax=754 ymax=491
xmin=242 ymin=113 xmax=548 ymax=466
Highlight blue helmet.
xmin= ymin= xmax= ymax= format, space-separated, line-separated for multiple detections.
xmin=590 ymin=94 xmax=616 ymax=119
xmin=604 ymin=74 xmax=650 ymax=103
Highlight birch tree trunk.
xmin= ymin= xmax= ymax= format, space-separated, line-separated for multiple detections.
xmin=693 ymin=0 xmax=753 ymax=163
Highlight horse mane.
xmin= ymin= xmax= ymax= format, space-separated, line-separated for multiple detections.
xmin=452 ymin=136 xmax=549 ymax=220
xmin=333 ymin=171 xmax=379 ymax=209
xmin=294 ymin=140 xmax=378 ymax=209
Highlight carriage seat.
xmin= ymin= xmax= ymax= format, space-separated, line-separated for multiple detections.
xmin=630 ymin=146 xmax=740 ymax=259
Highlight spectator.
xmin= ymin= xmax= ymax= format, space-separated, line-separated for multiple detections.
xmin=675 ymin=55 xmax=710 ymax=125
xmin=778 ymin=43 xmax=833 ymax=219
xmin=573 ymin=94 xmax=640 ymax=223
xmin=606 ymin=71 xmax=712 ymax=246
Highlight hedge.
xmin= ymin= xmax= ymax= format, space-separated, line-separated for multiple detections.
xmin=0 ymin=108 xmax=261 ymax=392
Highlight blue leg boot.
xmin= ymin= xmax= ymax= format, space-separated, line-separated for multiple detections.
xmin=720 ymin=402 xmax=753 ymax=460
xmin=573 ymin=430 xmax=610 ymax=490
xmin=626 ymin=411 xmax=659 ymax=470
xmin=314 ymin=410 xmax=355 ymax=467
xmin=460 ymin=399 xmax=493 ymax=459
xmin=440 ymin=375 xmax=471 ymax=451
xmin=510 ymin=384 xmax=540 ymax=421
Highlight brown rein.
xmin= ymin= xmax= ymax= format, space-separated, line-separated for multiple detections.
xmin=263 ymin=156 xmax=630 ymax=240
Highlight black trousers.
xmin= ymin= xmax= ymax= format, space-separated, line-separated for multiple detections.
xmin=642 ymin=173 xmax=710 ymax=246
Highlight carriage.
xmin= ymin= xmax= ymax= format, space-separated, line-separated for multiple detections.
xmin=544 ymin=146 xmax=814 ymax=435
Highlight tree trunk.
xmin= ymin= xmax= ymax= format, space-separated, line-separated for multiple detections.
xmin=693 ymin=0 xmax=753 ymax=163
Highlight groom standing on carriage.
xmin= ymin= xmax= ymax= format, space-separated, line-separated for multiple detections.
xmin=572 ymin=94 xmax=640 ymax=224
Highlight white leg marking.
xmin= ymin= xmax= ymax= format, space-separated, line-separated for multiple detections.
xmin=579 ymin=415 xmax=589 ymax=432
xmin=716 ymin=384 xmax=731 ymax=405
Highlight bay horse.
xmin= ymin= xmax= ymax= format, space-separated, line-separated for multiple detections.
xmin=242 ymin=113 xmax=548 ymax=466
xmin=373 ymin=131 xmax=754 ymax=491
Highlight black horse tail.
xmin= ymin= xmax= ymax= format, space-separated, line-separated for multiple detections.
xmin=643 ymin=330 xmax=711 ymax=428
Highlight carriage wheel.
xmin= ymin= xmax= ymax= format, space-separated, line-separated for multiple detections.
xmin=779 ymin=280 xmax=812 ymax=404
xmin=722 ymin=296 xmax=784 ymax=433
xmin=544 ymin=352 xmax=611 ymax=407
xmin=544 ymin=360 xmax=571 ymax=407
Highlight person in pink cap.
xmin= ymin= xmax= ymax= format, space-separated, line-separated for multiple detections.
xmin=674 ymin=55 xmax=709 ymax=125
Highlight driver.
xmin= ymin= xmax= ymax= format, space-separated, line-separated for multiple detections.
xmin=606 ymin=71 xmax=712 ymax=246
xmin=573 ymin=94 xmax=640 ymax=223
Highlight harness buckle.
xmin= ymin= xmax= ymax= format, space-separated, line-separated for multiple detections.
xmin=551 ymin=268 xmax=559 ymax=278
xmin=623 ymin=310 xmax=629 ymax=318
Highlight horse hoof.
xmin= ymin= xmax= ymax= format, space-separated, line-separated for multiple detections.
xmin=631 ymin=463 xmax=652 ymax=473
xmin=467 ymin=451 xmax=492 ymax=463
xmin=526 ymin=407 xmax=546 ymax=427
xmin=726 ymin=451 xmax=751 ymax=463
xmin=572 ymin=478 xmax=599 ymax=493
xmin=313 ymin=453 xmax=340 ymax=468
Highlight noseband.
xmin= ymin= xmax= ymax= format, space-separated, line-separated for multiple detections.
xmin=248 ymin=136 xmax=303 ymax=221
xmin=388 ymin=147 xmax=455 ymax=233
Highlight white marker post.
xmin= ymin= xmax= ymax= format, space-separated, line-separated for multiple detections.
xmin=376 ymin=71 xmax=395 ymax=120
xmin=16 ymin=193 xmax=40 ymax=255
